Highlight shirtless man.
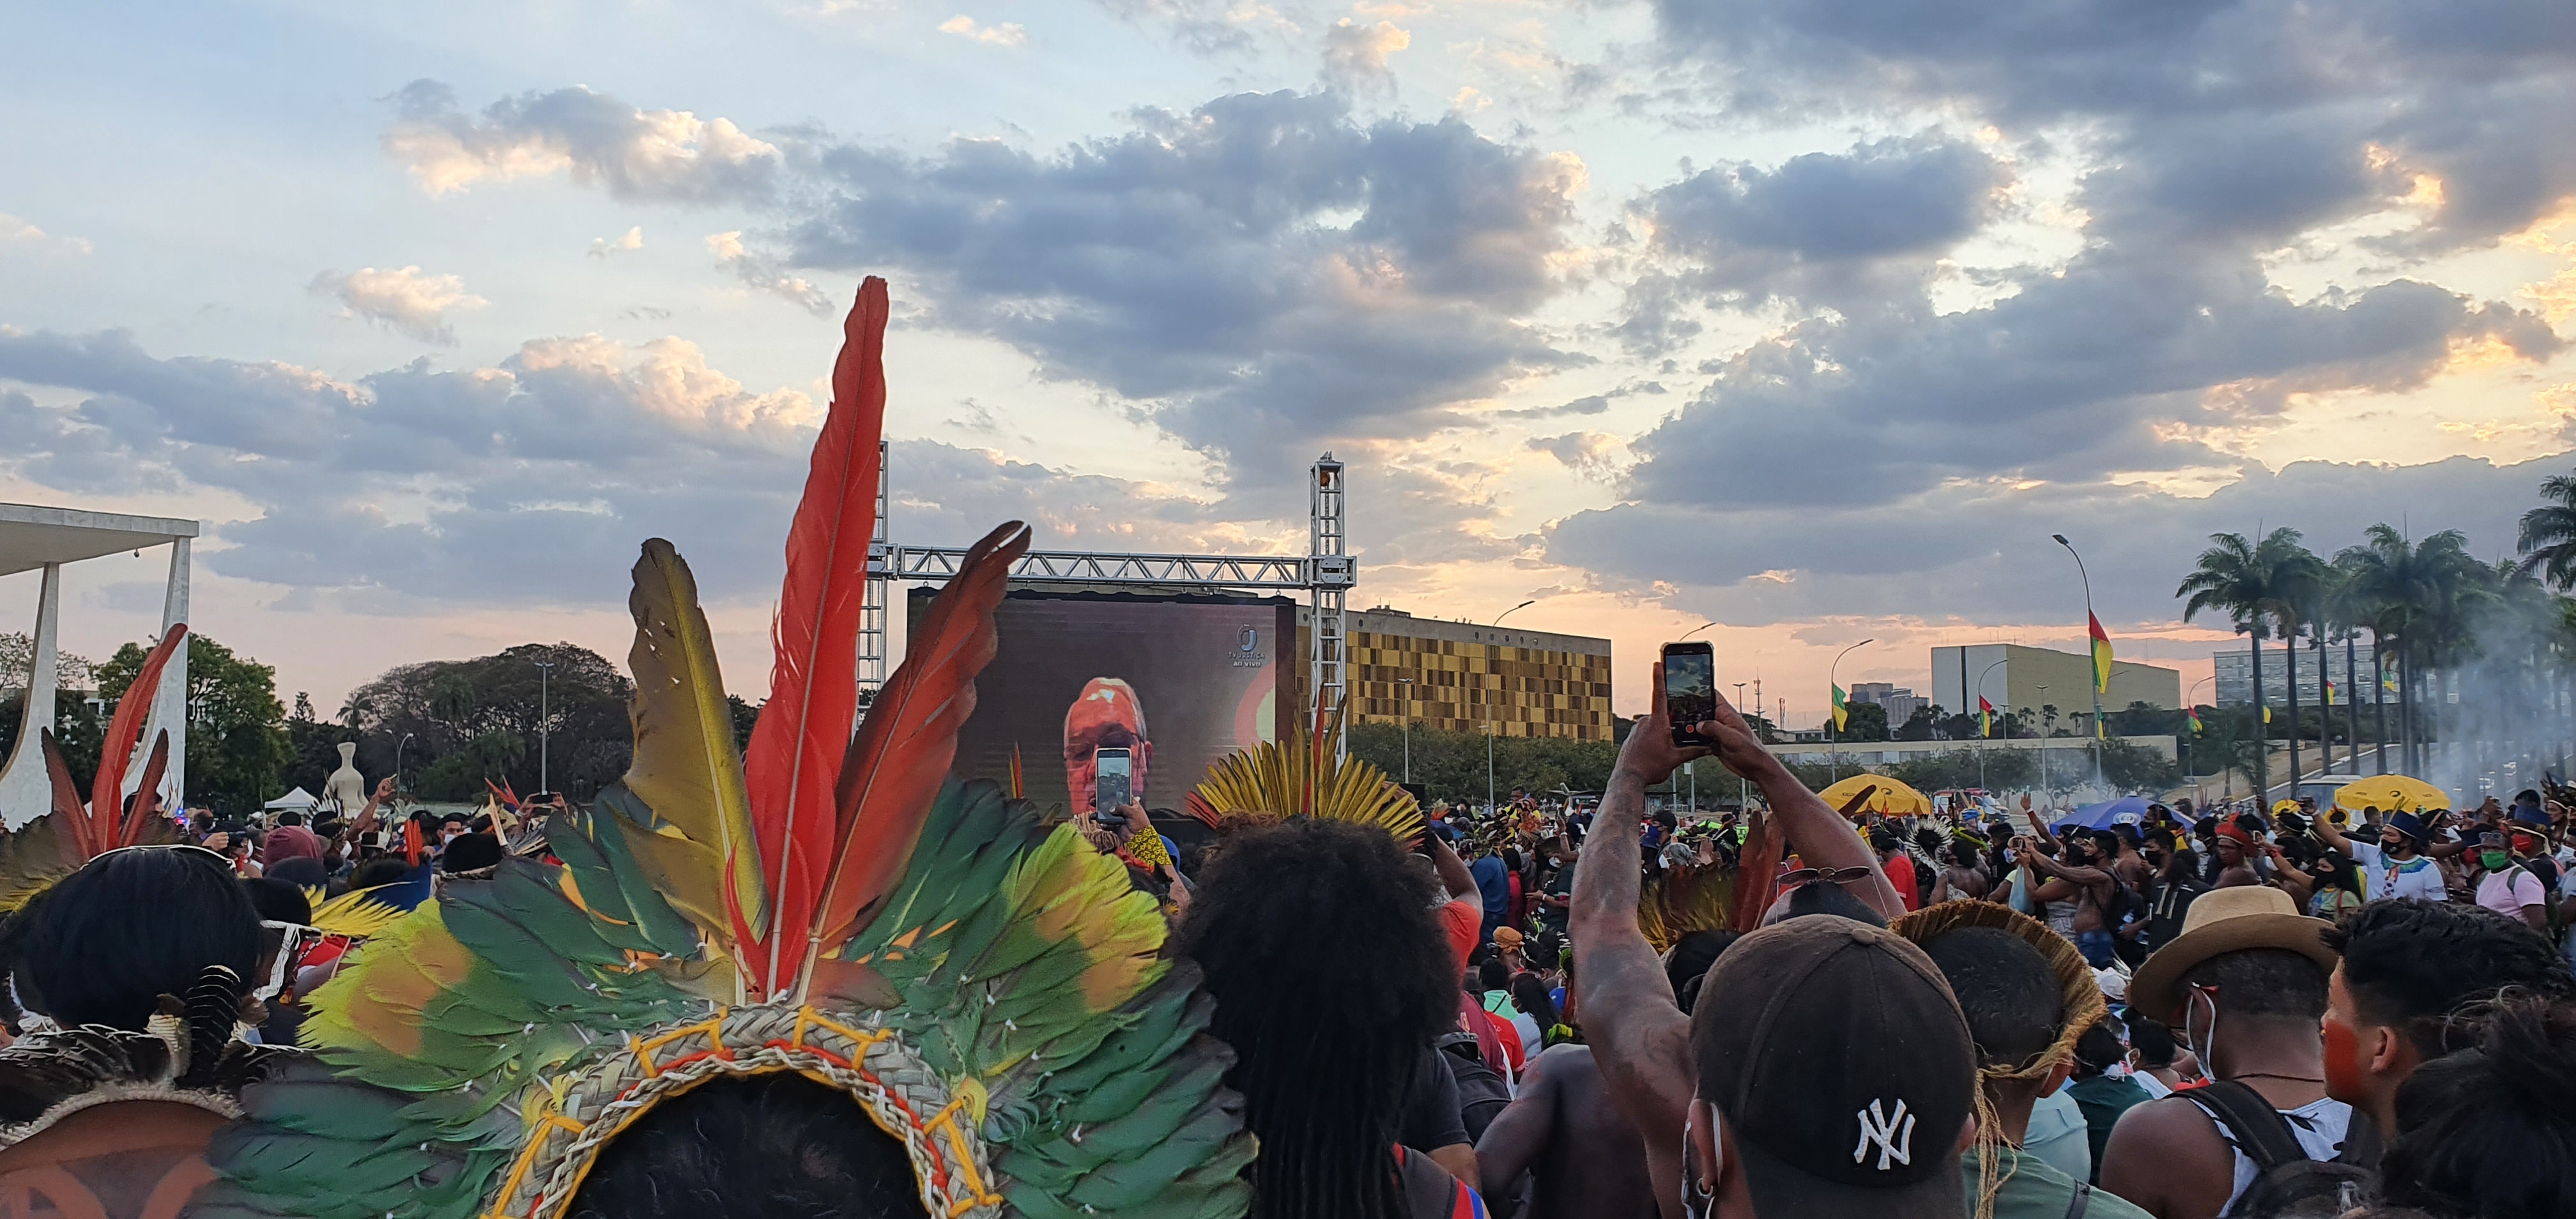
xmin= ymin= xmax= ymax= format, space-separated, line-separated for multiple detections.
xmin=1938 ymin=839 xmax=1990 ymax=903
xmin=2209 ymin=822 xmax=2264 ymax=888
xmin=2020 ymin=833 xmax=2120 ymax=967
xmin=1475 ymin=1044 xmax=1655 ymax=1219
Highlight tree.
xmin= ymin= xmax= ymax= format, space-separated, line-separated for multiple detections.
xmin=0 ymin=632 xmax=102 ymax=783
xmin=2178 ymin=527 xmax=2317 ymax=796
xmin=2099 ymin=738 xmax=2183 ymax=793
xmin=95 ymin=633 xmax=289 ymax=816
xmin=339 ymin=643 xmax=633 ymax=801
xmin=1829 ymin=701 xmax=1889 ymax=742
xmin=1344 ymin=722 xmax=1618 ymax=807
xmin=2337 ymin=525 xmax=2488 ymax=774
xmin=284 ymin=691 xmax=361 ymax=800
xmin=2515 ymin=468 xmax=2576 ymax=590
xmin=1894 ymin=704 xmax=1947 ymax=741
xmin=1888 ymin=747 xmax=2034 ymax=792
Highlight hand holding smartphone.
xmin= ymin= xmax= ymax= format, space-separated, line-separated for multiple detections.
xmin=1093 ymin=746 xmax=1133 ymax=821
xmin=1660 ymin=641 xmax=1717 ymax=747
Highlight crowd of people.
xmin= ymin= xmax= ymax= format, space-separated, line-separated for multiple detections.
xmin=4 ymin=664 xmax=2574 ymax=1219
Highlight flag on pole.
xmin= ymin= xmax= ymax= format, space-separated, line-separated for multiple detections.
xmin=2382 ymin=671 xmax=2398 ymax=694
xmin=2262 ymin=704 xmax=2273 ymax=724
xmin=1978 ymin=694 xmax=1995 ymax=737
xmin=2188 ymin=706 xmax=2204 ymax=733
xmin=1830 ymin=683 xmax=1850 ymax=732
xmin=2324 ymin=678 xmax=2336 ymax=706
xmin=2097 ymin=718 xmax=2107 ymax=740
xmin=2088 ymin=612 xmax=2113 ymax=694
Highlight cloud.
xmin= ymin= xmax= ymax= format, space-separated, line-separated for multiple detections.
xmin=706 ymin=231 xmax=834 ymax=313
xmin=938 ymin=14 xmax=1030 ymax=45
xmin=588 ymin=226 xmax=644 ymax=258
xmin=382 ymin=79 xmax=783 ymax=203
xmin=0 ymin=214 xmax=91 ymax=256
xmin=0 ymin=326 xmax=1234 ymax=610
xmin=1525 ymin=431 xmax=1627 ymax=481
xmin=1323 ymin=18 xmax=1411 ymax=89
xmin=784 ymin=89 xmax=1586 ymax=489
xmin=307 ymin=265 xmax=487 ymax=345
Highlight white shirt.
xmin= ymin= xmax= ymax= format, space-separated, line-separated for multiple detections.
xmin=2184 ymin=1092 xmax=2354 ymax=1216
xmin=2345 ymin=839 xmax=2448 ymax=902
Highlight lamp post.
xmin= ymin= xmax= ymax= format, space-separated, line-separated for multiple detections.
xmin=2188 ymin=675 xmax=2213 ymax=798
xmin=1484 ymin=601 xmax=1534 ymax=815
xmin=1975 ymin=658 xmax=2007 ymax=792
xmin=1496 ymin=600 xmax=1535 ymax=625
xmin=1683 ymin=621 xmax=1716 ymax=640
xmin=532 ymin=659 xmax=557 ymax=794
xmin=1828 ymin=638 xmax=1875 ymax=783
xmin=2051 ymin=533 xmax=2105 ymax=785
xmin=1397 ymin=677 xmax=1414 ymax=783
xmin=395 ymin=732 xmax=416 ymax=794
xmin=2037 ymin=684 xmax=2051 ymax=794
xmin=1733 ymin=682 xmax=1751 ymax=810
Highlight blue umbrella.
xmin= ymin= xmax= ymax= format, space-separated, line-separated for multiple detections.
xmin=2052 ymin=795 xmax=2151 ymax=832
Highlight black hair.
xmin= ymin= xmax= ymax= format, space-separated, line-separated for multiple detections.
xmin=1664 ymin=929 xmax=1742 ymax=1016
xmin=1949 ymin=841 xmax=1979 ymax=869
xmin=2322 ymin=899 xmax=2574 ymax=1057
xmin=2129 ymin=1018 xmax=2177 ymax=1069
xmin=1510 ymin=972 xmax=1558 ymax=1029
xmin=2180 ymin=947 xmax=2329 ymax=1022
xmin=1867 ymin=827 xmax=1899 ymax=853
xmin=266 ymin=856 xmax=328 ymax=889
xmin=1919 ymin=927 xmax=2062 ymax=1071
xmin=1770 ymin=881 xmax=1889 ymax=928
xmin=2088 ymin=831 xmax=2121 ymax=860
xmin=350 ymin=856 xmax=415 ymax=889
xmin=2071 ymin=1022 xmax=2124 ymax=1079
xmin=441 ymin=832 xmax=505 ymax=875
xmin=1478 ymin=958 xmax=1509 ymax=992
xmin=568 ymin=1075 xmax=928 ymax=1219
xmin=1529 ymin=928 xmax=1564 ymax=971
xmin=1174 ymin=818 xmax=1454 ymax=1219
xmin=2311 ymin=851 xmax=2364 ymax=900
xmin=241 ymin=877 xmax=313 ymax=925
xmin=2380 ymin=995 xmax=2576 ymax=1219
xmin=438 ymin=811 xmax=470 ymax=827
xmin=276 ymin=811 xmax=305 ymax=827
xmin=8 ymin=848 xmax=261 ymax=1031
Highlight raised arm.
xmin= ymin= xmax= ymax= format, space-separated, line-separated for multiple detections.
xmin=2020 ymin=846 xmax=2109 ymax=887
xmin=1429 ymin=832 xmax=1480 ymax=903
xmin=2313 ymin=815 xmax=2357 ymax=855
xmin=1570 ymin=662 xmax=1707 ymax=1219
xmin=1704 ymin=694 xmax=1904 ymax=921
xmin=355 ymin=775 xmax=395 ymax=835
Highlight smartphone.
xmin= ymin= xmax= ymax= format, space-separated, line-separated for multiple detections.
xmin=1661 ymin=641 xmax=1717 ymax=746
xmin=1094 ymin=747 xmax=1133 ymax=820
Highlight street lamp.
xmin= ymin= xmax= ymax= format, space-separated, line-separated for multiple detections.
xmin=395 ymin=732 xmax=416 ymax=793
xmin=1733 ymin=682 xmax=1751 ymax=811
xmin=1828 ymin=638 xmax=1875 ymax=782
xmin=532 ymin=658 xmax=558 ymax=794
xmin=2188 ymin=675 xmax=2213 ymax=795
xmin=2037 ymin=684 xmax=2051 ymax=793
xmin=2051 ymin=533 xmax=2105 ymax=786
xmin=1396 ymin=677 xmax=1414 ymax=783
xmin=1683 ymin=620 xmax=1717 ymax=640
xmin=1495 ymin=600 xmax=1535 ymax=625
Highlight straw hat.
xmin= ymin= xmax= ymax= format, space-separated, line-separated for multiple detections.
xmin=2128 ymin=886 xmax=2336 ymax=1023
xmin=1889 ymin=900 xmax=2108 ymax=1072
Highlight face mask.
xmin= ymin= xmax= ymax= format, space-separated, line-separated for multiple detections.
xmin=2482 ymin=850 xmax=2510 ymax=871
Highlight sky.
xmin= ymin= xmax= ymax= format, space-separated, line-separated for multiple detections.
xmin=4 ymin=0 xmax=2576 ymax=726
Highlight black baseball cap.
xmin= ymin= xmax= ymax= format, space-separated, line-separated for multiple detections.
xmin=1692 ymin=916 xmax=1974 ymax=1219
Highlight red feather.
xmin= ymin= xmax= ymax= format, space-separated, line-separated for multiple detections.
xmin=39 ymin=731 xmax=94 ymax=857
xmin=94 ymin=625 xmax=186 ymax=842
xmin=1730 ymin=809 xmax=1781 ymax=933
xmin=808 ymin=520 xmax=1030 ymax=959
xmin=121 ymin=733 xmax=171 ymax=847
xmin=743 ymin=277 xmax=891 ymax=994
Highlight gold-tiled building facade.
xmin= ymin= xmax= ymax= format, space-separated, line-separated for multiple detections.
xmin=1301 ymin=607 xmax=1614 ymax=740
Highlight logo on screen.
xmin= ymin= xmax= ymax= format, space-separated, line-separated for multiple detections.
xmin=1234 ymin=625 xmax=1269 ymax=669
xmin=1239 ymin=627 xmax=1258 ymax=652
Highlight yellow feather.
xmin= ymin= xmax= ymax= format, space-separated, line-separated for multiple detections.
xmin=302 ymin=885 xmax=408 ymax=939
xmin=1188 ymin=703 xmax=1423 ymax=840
xmin=622 ymin=540 xmax=766 ymax=940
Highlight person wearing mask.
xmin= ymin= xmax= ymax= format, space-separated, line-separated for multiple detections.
xmin=2018 ymin=834 xmax=2120 ymax=968
xmin=2122 ymin=1020 xmax=2198 ymax=1100
xmin=1572 ymin=663 xmax=1915 ymax=1217
xmin=2317 ymin=811 xmax=2448 ymax=903
xmin=2129 ymin=834 xmax=2205 ymax=954
xmin=1892 ymin=903 xmax=2153 ymax=1218
xmin=2317 ymin=898 xmax=2575 ymax=1148
xmin=2101 ymin=886 xmax=2348 ymax=1219
xmin=2467 ymin=831 xmax=2549 ymax=931
xmin=1535 ymin=838 xmax=1576 ymax=940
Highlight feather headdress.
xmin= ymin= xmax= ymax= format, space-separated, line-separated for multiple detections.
xmin=1183 ymin=701 xmax=1423 ymax=841
xmin=0 ymin=625 xmax=189 ymax=911
xmin=199 ymin=278 xmax=1252 ymax=1219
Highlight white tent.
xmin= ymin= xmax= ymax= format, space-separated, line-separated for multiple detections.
xmin=264 ymin=786 xmax=319 ymax=812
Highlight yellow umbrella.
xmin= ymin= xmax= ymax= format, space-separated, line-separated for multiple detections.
xmin=2333 ymin=775 xmax=2450 ymax=815
xmin=1817 ymin=773 xmax=1933 ymax=818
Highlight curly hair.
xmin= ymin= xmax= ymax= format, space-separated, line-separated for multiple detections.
xmin=2324 ymin=899 xmax=2575 ymax=1057
xmin=2381 ymin=995 xmax=2576 ymax=1219
xmin=569 ymin=1075 xmax=928 ymax=1219
xmin=1173 ymin=819 xmax=1457 ymax=1219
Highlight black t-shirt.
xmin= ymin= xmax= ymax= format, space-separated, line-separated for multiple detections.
xmin=1538 ymin=857 xmax=1576 ymax=932
xmin=1399 ymin=1046 xmax=1469 ymax=1153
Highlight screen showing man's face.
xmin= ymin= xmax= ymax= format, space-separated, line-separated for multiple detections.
xmin=1065 ymin=678 xmax=1153 ymax=811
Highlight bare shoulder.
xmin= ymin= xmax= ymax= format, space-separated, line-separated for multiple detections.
xmin=2101 ymin=1094 xmax=2232 ymax=1218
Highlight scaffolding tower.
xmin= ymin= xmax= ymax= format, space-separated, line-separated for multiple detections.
xmin=859 ymin=451 xmax=1359 ymax=756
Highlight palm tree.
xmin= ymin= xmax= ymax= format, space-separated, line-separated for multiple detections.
xmin=2179 ymin=532 xmax=2275 ymax=796
xmin=2516 ymin=470 xmax=2576 ymax=589
xmin=2337 ymin=526 xmax=2488 ymax=774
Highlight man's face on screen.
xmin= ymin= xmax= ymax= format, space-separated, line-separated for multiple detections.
xmin=1064 ymin=678 xmax=1152 ymax=811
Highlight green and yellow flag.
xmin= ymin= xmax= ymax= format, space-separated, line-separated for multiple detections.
xmin=2188 ymin=706 xmax=2204 ymax=733
xmin=2088 ymin=612 xmax=2113 ymax=694
xmin=1830 ymin=683 xmax=1850 ymax=732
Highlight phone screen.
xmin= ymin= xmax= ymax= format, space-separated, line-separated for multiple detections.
xmin=1662 ymin=643 xmax=1716 ymax=746
xmin=1094 ymin=747 xmax=1133 ymax=816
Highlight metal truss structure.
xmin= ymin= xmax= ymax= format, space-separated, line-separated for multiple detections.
xmin=858 ymin=448 xmax=1358 ymax=755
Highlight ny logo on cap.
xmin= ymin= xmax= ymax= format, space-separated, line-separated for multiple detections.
xmin=1852 ymin=1098 xmax=1915 ymax=1170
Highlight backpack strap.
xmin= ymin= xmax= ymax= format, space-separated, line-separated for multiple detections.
xmin=2187 ymin=1080 xmax=2312 ymax=1174
xmin=2062 ymin=1181 xmax=2092 ymax=1219
xmin=2334 ymin=1108 xmax=2383 ymax=1172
